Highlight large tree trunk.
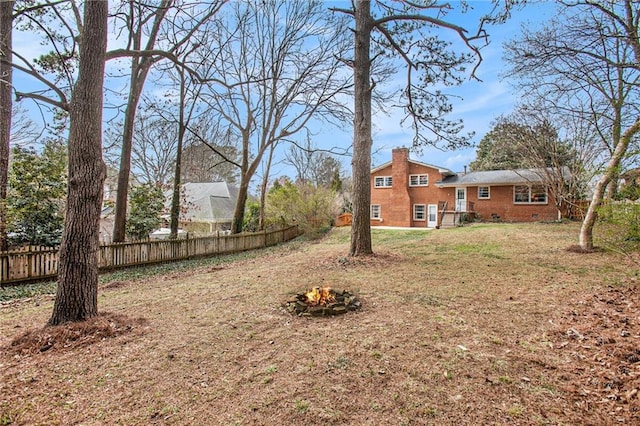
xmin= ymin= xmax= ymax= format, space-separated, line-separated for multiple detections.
xmin=112 ymin=62 xmax=152 ymax=242
xmin=232 ymin=177 xmax=250 ymax=234
xmin=350 ymin=0 xmax=373 ymax=256
xmin=231 ymin=131 xmax=255 ymax=235
xmin=111 ymin=1 xmax=174 ymax=242
xmin=0 ymin=1 xmax=12 ymax=252
xmin=169 ymin=70 xmax=186 ymax=239
xmin=49 ymin=0 xmax=108 ymax=325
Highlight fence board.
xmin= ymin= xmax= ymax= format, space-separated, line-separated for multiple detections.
xmin=1 ymin=226 xmax=300 ymax=285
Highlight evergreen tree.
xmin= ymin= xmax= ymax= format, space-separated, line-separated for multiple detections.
xmin=126 ymin=182 xmax=164 ymax=241
xmin=7 ymin=142 xmax=67 ymax=247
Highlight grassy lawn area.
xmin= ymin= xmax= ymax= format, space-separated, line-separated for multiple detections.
xmin=1 ymin=222 xmax=639 ymax=425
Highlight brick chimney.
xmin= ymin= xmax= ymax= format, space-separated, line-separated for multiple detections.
xmin=390 ymin=148 xmax=411 ymax=226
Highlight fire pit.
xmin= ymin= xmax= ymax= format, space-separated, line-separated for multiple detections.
xmin=285 ymin=287 xmax=361 ymax=316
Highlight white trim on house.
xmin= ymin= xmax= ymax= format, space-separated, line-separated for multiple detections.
xmin=513 ymin=184 xmax=548 ymax=204
xmin=374 ymin=176 xmax=393 ymax=188
xmin=371 ymin=204 xmax=382 ymax=219
xmin=371 ymin=159 xmax=455 ymax=176
xmin=409 ymin=174 xmax=429 ymax=187
xmin=478 ymin=186 xmax=490 ymax=199
xmin=413 ymin=204 xmax=426 ymax=221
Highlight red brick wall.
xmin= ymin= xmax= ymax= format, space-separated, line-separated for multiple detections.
xmin=466 ymin=185 xmax=559 ymax=222
xmin=371 ymin=148 xmax=452 ymax=227
xmin=388 ymin=148 xmax=411 ymax=226
xmin=370 ymin=149 xmax=560 ymax=227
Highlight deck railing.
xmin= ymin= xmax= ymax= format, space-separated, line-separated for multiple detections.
xmin=0 ymin=226 xmax=301 ymax=286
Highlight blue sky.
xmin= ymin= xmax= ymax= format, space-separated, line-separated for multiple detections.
xmin=280 ymin=0 xmax=559 ymax=176
xmin=11 ymin=0 xmax=559 ymax=182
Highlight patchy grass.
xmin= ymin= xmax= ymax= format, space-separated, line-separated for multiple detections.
xmin=1 ymin=222 xmax=639 ymax=425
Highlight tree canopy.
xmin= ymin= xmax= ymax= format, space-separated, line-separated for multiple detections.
xmin=470 ymin=115 xmax=575 ymax=172
xmin=331 ymin=0 xmax=516 ymax=255
xmin=504 ymin=0 xmax=640 ymax=250
xmin=7 ymin=141 xmax=66 ymax=247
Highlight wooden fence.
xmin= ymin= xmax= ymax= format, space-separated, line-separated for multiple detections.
xmin=0 ymin=226 xmax=300 ymax=286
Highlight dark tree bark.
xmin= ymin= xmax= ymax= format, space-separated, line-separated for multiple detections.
xmin=0 ymin=1 xmax=12 ymax=252
xmin=49 ymin=0 xmax=108 ymax=325
xmin=169 ymin=69 xmax=186 ymax=239
xmin=111 ymin=60 xmax=153 ymax=242
xmin=231 ymin=181 xmax=249 ymax=234
xmin=350 ymin=0 xmax=373 ymax=256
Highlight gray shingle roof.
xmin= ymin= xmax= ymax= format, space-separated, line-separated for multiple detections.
xmin=436 ymin=168 xmax=566 ymax=187
xmin=165 ymin=182 xmax=238 ymax=223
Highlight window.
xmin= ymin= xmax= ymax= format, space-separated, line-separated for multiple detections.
xmin=478 ymin=186 xmax=490 ymax=199
xmin=514 ymin=185 xmax=547 ymax=204
xmin=371 ymin=204 xmax=381 ymax=219
xmin=413 ymin=204 xmax=426 ymax=221
xmin=531 ymin=185 xmax=547 ymax=203
xmin=409 ymin=174 xmax=429 ymax=186
xmin=374 ymin=176 xmax=392 ymax=188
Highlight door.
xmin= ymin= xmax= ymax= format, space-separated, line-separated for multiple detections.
xmin=427 ymin=204 xmax=437 ymax=228
xmin=455 ymin=187 xmax=467 ymax=212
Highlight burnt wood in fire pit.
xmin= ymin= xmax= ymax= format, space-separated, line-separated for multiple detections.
xmin=285 ymin=288 xmax=361 ymax=316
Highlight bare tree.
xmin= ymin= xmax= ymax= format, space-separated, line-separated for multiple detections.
xmin=475 ymin=108 xmax=591 ymax=220
xmin=10 ymin=105 xmax=41 ymax=147
xmin=331 ymin=0 xmax=514 ymax=256
xmin=504 ymin=0 xmax=640 ymax=250
xmin=109 ymin=0 xmax=226 ymax=243
xmin=200 ymin=0 xmax=352 ymax=234
xmin=285 ymin=137 xmax=343 ymax=188
xmin=129 ymin=114 xmax=178 ymax=186
xmin=49 ymin=0 xmax=108 ymax=325
xmin=181 ymin=139 xmax=240 ymax=185
xmin=0 ymin=0 xmax=12 ymax=251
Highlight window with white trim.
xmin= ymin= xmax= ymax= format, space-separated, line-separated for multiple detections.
xmin=514 ymin=185 xmax=547 ymax=204
xmin=374 ymin=176 xmax=392 ymax=188
xmin=409 ymin=174 xmax=429 ymax=186
xmin=478 ymin=186 xmax=490 ymax=199
xmin=413 ymin=204 xmax=426 ymax=221
xmin=371 ymin=204 xmax=381 ymax=219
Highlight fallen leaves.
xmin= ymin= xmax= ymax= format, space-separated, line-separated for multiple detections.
xmin=552 ymin=286 xmax=640 ymax=423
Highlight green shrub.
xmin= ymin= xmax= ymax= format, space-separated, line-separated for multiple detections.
xmin=596 ymin=201 xmax=640 ymax=253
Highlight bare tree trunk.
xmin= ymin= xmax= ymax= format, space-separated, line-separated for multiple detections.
xmin=112 ymin=68 xmax=148 ymax=242
xmin=169 ymin=70 xmax=186 ymax=239
xmin=49 ymin=0 xmax=108 ymax=325
xmin=258 ymin=143 xmax=276 ymax=231
xmin=232 ymin=178 xmax=250 ymax=234
xmin=350 ymin=0 xmax=373 ymax=256
xmin=0 ymin=1 xmax=12 ymax=252
xmin=579 ymin=119 xmax=640 ymax=250
xmin=111 ymin=1 xmax=176 ymax=243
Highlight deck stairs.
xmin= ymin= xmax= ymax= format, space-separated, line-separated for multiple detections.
xmin=439 ymin=211 xmax=462 ymax=228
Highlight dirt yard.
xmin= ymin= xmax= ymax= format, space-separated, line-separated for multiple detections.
xmin=1 ymin=223 xmax=639 ymax=425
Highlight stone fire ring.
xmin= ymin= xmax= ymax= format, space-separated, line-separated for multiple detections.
xmin=285 ymin=289 xmax=361 ymax=317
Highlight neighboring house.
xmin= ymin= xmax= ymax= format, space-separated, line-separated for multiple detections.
xmin=165 ymin=182 xmax=239 ymax=233
xmin=370 ymin=148 xmax=562 ymax=228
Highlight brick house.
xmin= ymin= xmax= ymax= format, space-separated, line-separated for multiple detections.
xmin=370 ymin=148 xmax=561 ymax=228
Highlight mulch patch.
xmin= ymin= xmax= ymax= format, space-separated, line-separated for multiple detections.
xmin=3 ymin=312 xmax=147 ymax=356
xmin=551 ymin=285 xmax=640 ymax=423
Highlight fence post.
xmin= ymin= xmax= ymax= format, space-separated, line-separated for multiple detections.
xmin=27 ymin=245 xmax=33 ymax=280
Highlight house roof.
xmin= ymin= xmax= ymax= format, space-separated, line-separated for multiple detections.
xmin=166 ymin=182 xmax=238 ymax=223
xmin=436 ymin=168 xmax=565 ymax=187
xmin=371 ymin=159 xmax=455 ymax=176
